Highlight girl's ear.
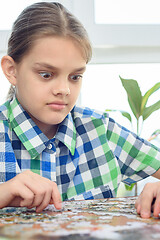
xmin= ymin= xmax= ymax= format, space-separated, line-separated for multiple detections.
xmin=1 ymin=56 xmax=17 ymax=86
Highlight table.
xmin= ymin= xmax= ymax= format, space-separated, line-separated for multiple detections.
xmin=0 ymin=196 xmax=160 ymax=240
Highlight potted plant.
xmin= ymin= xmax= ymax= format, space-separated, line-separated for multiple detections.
xmin=106 ymin=76 xmax=160 ymax=195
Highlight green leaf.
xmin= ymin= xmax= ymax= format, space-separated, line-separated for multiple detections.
xmin=120 ymin=76 xmax=142 ymax=119
xmin=125 ymin=183 xmax=135 ymax=191
xmin=143 ymin=100 xmax=160 ymax=120
xmin=105 ymin=109 xmax=115 ymax=112
xmin=121 ymin=111 xmax=132 ymax=122
xmin=105 ymin=109 xmax=132 ymax=122
xmin=141 ymin=82 xmax=160 ymax=112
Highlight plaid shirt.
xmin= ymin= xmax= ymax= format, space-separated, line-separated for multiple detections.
xmin=0 ymin=96 xmax=160 ymax=201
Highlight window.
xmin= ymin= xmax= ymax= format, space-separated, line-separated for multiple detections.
xmin=1 ymin=0 xmax=160 ymax=62
xmin=73 ymin=0 xmax=160 ymax=63
xmin=0 ymin=0 xmax=73 ymax=30
xmin=95 ymin=0 xmax=160 ymax=24
xmin=0 ymin=0 xmax=39 ymax=30
xmin=0 ymin=0 xmax=72 ymax=52
xmin=82 ymin=63 xmax=160 ymax=139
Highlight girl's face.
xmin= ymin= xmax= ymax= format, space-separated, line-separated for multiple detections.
xmin=13 ymin=37 xmax=86 ymax=138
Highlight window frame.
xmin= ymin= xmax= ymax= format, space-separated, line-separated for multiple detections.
xmin=1 ymin=0 xmax=160 ymax=63
xmin=73 ymin=0 xmax=160 ymax=63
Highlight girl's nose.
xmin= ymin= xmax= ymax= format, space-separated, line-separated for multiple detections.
xmin=52 ymin=79 xmax=70 ymax=96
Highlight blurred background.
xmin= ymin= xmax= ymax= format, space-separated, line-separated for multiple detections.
xmin=0 ymin=0 xmax=160 ymax=196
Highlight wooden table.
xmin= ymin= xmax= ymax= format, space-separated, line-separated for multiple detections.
xmin=0 ymin=196 xmax=160 ymax=240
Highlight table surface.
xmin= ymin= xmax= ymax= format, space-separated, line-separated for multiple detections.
xmin=0 ymin=196 xmax=160 ymax=240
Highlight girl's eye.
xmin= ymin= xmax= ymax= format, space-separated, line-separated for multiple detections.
xmin=39 ymin=72 xmax=52 ymax=79
xmin=70 ymin=75 xmax=83 ymax=81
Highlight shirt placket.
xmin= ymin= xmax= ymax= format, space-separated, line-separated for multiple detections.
xmin=44 ymin=140 xmax=57 ymax=182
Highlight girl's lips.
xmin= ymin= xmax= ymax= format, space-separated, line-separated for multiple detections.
xmin=47 ymin=102 xmax=67 ymax=110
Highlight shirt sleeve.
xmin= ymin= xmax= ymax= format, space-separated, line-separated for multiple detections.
xmin=0 ymin=121 xmax=20 ymax=182
xmin=106 ymin=115 xmax=160 ymax=185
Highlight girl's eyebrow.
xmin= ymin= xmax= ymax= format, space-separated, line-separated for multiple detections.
xmin=75 ymin=67 xmax=86 ymax=72
xmin=34 ymin=63 xmax=57 ymax=70
xmin=34 ymin=63 xmax=86 ymax=72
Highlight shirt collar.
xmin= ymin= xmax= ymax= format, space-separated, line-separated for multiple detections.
xmin=55 ymin=112 xmax=76 ymax=155
xmin=8 ymin=96 xmax=76 ymax=158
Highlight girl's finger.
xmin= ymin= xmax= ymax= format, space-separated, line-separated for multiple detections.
xmin=35 ymin=189 xmax=52 ymax=212
xmin=13 ymin=183 xmax=35 ymax=207
xmin=153 ymin=194 xmax=160 ymax=217
xmin=51 ymin=182 xmax=62 ymax=210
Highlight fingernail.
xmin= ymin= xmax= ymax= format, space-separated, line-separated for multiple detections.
xmin=56 ymin=202 xmax=62 ymax=209
xmin=141 ymin=211 xmax=150 ymax=218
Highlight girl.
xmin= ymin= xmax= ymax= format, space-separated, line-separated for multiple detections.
xmin=0 ymin=1 xmax=160 ymax=218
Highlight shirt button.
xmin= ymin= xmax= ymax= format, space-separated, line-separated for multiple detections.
xmin=47 ymin=143 xmax=52 ymax=150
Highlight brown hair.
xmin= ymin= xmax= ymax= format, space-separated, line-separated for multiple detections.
xmin=7 ymin=2 xmax=92 ymax=99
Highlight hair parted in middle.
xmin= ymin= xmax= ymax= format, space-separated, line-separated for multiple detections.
xmin=7 ymin=1 xmax=92 ymax=100
xmin=8 ymin=1 xmax=92 ymax=64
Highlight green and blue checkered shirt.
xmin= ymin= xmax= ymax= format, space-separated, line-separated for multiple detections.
xmin=0 ymin=96 xmax=160 ymax=201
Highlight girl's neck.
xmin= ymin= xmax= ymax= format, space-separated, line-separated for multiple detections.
xmin=44 ymin=126 xmax=58 ymax=139
xmin=37 ymin=123 xmax=58 ymax=139
xmin=29 ymin=114 xmax=58 ymax=139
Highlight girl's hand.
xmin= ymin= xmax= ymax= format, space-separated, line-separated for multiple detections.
xmin=0 ymin=170 xmax=62 ymax=212
xmin=135 ymin=182 xmax=160 ymax=218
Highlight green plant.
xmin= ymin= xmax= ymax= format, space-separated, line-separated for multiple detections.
xmin=106 ymin=76 xmax=160 ymax=136
xmin=106 ymin=76 xmax=160 ymax=194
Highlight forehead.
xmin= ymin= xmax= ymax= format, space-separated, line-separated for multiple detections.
xmin=21 ymin=36 xmax=87 ymax=69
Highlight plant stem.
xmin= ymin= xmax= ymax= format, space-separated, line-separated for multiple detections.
xmin=135 ymin=117 xmax=140 ymax=196
xmin=135 ymin=182 xmax=138 ymax=196
xmin=137 ymin=118 xmax=139 ymax=136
